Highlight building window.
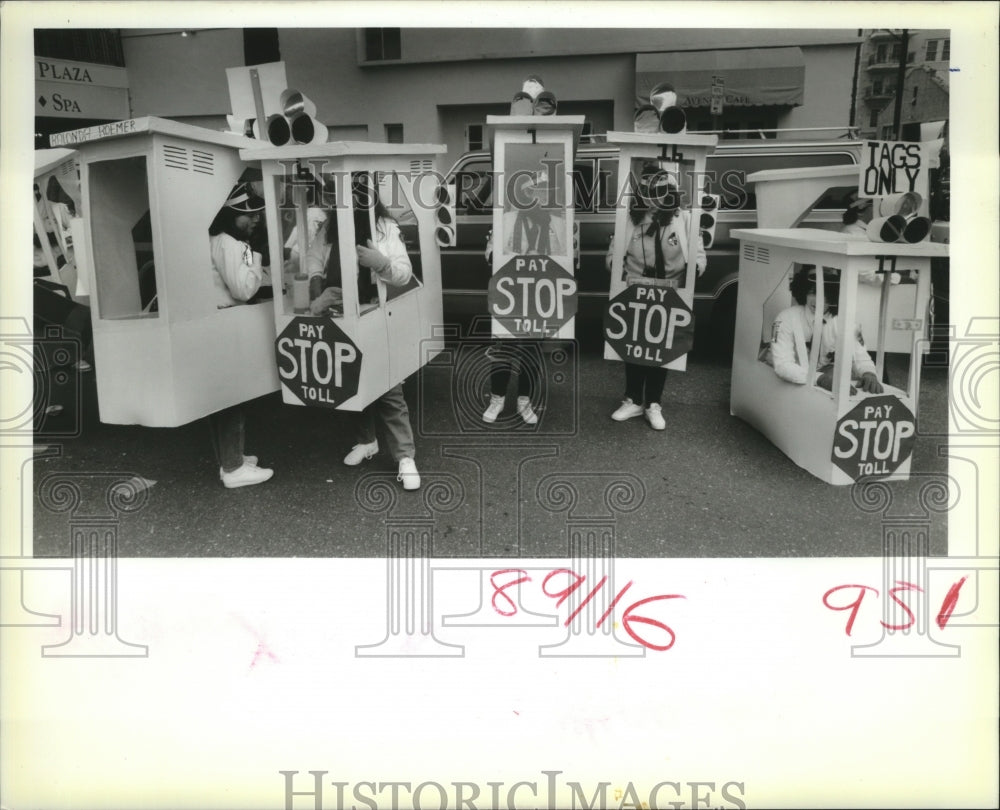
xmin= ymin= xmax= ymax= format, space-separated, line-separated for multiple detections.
xmin=925 ymin=39 xmax=940 ymax=61
xmin=363 ymin=28 xmax=401 ymax=61
xmin=465 ymin=124 xmax=484 ymax=151
xmin=869 ymin=108 xmax=880 ymax=128
xmin=873 ymin=79 xmax=883 ymax=94
xmin=385 ymin=123 xmax=404 ymax=143
xmin=942 ymin=39 xmax=950 ymax=61
xmin=911 ymin=86 xmax=919 ymax=105
xmin=876 ymin=44 xmax=887 ymax=63
xmin=881 ymin=124 xmax=895 ymax=139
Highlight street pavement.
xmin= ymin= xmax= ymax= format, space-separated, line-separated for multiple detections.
xmin=30 ymin=331 xmax=950 ymax=558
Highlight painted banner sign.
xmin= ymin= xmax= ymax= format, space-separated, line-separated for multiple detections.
xmin=831 ymin=395 xmax=916 ymax=480
xmin=489 ymin=254 xmax=577 ymax=338
xmin=604 ymin=283 xmax=694 ymax=367
xmin=275 ymin=317 xmax=362 ymax=408
xmin=858 ymin=140 xmax=926 ymax=198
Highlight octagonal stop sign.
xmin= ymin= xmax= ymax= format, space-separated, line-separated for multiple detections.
xmin=604 ymin=283 xmax=694 ymax=366
xmin=274 ymin=316 xmax=362 ymax=408
xmin=831 ymin=395 xmax=916 ymax=481
xmin=489 ymin=255 xmax=577 ymax=338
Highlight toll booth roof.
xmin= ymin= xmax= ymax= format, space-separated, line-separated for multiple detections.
xmin=485 ymin=115 xmax=586 ymax=153
xmin=731 ymin=228 xmax=949 ymax=258
xmin=605 ymin=130 xmax=720 ymax=148
xmin=35 ymin=148 xmax=77 ymax=175
xmin=239 ymin=142 xmax=447 ymax=161
xmin=746 ymin=165 xmax=857 ymax=183
xmin=50 ymin=116 xmax=258 ymax=150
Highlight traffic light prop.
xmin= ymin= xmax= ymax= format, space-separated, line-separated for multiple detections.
xmin=633 ymin=104 xmax=659 ymax=133
xmin=649 ymin=81 xmax=687 ymax=134
xmin=572 ymin=220 xmax=580 ymax=268
xmin=699 ymin=194 xmax=720 ymax=248
xmin=435 ymin=182 xmax=457 ymax=247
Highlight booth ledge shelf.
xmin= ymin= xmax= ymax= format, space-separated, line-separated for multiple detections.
xmin=605 ymin=130 xmax=720 ymax=148
xmin=731 ymin=228 xmax=949 ymax=258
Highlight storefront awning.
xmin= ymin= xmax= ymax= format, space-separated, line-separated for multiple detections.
xmin=636 ymin=47 xmax=805 ymax=108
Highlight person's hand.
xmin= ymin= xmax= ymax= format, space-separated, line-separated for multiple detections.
xmin=356 ymin=239 xmax=389 ymax=271
xmin=309 ymin=287 xmax=342 ymax=315
xmin=858 ymin=371 xmax=883 ymax=394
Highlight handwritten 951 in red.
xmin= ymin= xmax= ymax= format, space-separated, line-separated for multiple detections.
xmin=490 ymin=568 xmax=685 ymax=651
xmin=823 ymin=577 xmax=968 ymax=636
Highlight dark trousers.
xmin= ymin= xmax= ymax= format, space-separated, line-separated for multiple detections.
xmin=624 ymin=362 xmax=667 ymax=407
xmin=489 ymin=340 xmax=540 ymax=398
xmin=209 ymin=405 xmax=245 ymax=473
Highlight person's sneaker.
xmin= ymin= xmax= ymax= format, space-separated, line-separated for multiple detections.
xmin=220 ymin=462 xmax=274 ymax=489
xmin=611 ymin=398 xmax=644 ymax=421
xmin=644 ymin=403 xmax=666 ymax=431
xmin=397 ymin=457 xmax=421 ymax=491
xmin=344 ymin=440 xmax=379 ymax=466
xmin=516 ymin=395 xmax=538 ymax=425
xmin=482 ymin=394 xmax=505 ymax=423
xmin=218 ymin=456 xmax=259 ymax=481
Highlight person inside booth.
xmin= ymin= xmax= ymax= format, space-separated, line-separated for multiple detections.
xmin=206 ymin=182 xmax=275 ymax=489
xmin=304 ymin=176 xmax=422 ymax=491
xmin=761 ymin=264 xmax=884 ymax=396
xmin=604 ymin=166 xmax=705 ymax=432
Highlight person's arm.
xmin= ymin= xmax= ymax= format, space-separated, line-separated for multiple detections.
xmin=769 ymin=313 xmax=809 ymax=384
xmin=849 ymin=324 xmax=883 ymax=393
xmin=360 ymin=220 xmax=412 ymax=287
xmin=214 ymin=235 xmax=263 ymax=302
xmin=605 ymin=234 xmax=615 ymax=272
xmin=304 ymin=234 xmax=329 ymax=283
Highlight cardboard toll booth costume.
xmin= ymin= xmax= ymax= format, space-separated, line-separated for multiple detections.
xmin=245 ymin=141 xmax=448 ymax=411
xmin=730 ymin=227 xmax=947 ymax=485
xmin=63 ymin=116 xmax=278 ymax=427
xmin=486 ymin=114 xmax=584 ymax=340
xmin=33 ymin=148 xmax=85 ymax=297
xmin=602 ymin=131 xmax=718 ymax=372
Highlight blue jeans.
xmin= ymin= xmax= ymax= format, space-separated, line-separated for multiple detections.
xmin=209 ymin=405 xmax=245 ymax=472
xmin=357 ymin=383 xmax=416 ymax=461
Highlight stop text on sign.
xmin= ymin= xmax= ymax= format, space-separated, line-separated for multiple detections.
xmin=275 ymin=320 xmax=360 ymax=406
xmin=831 ymin=397 xmax=916 ymax=480
xmin=489 ymin=255 xmax=577 ymax=338
xmin=605 ymin=284 xmax=693 ymax=365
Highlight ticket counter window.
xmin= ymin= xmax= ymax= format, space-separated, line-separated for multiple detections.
xmin=499 ymin=143 xmax=569 ymax=258
xmin=88 ymin=156 xmax=159 ymax=319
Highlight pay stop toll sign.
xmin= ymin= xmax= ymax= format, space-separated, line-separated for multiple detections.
xmin=489 ymin=255 xmax=577 ymax=338
xmin=604 ymin=284 xmax=694 ymax=366
xmin=832 ymin=395 xmax=916 ymax=480
xmin=275 ymin=317 xmax=362 ymax=408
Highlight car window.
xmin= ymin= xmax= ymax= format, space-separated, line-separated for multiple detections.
xmin=455 ymin=160 xmax=492 ymax=214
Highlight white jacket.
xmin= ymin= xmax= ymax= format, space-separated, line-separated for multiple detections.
xmin=210 ymin=232 xmax=264 ymax=308
xmin=305 ymin=218 xmax=412 ymax=288
xmin=768 ymin=304 xmax=876 ymax=385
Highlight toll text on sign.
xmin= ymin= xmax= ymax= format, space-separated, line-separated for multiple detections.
xmin=274 ymin=318 xmax=362 ymax=408
xmin=859 ymin=141 xmax=923 ymax=197
xmin=831 ymin=396 xmax=916 ymax=480
xmin=604 ymin=284 xmax=694 ymax=366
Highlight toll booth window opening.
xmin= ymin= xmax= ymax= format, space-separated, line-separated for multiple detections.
xmin=378 ymin=170 xmax=424 ymax=298
xmin=88 ymin=156 xmax=160 ymax=320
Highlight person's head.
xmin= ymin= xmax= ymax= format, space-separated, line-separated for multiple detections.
xmin=790 ymin=264 xmax=840 ymax=314
xmin=631 ymin=166 xmax=680 ymax=225
xmin=210 ymin=182 xmax=265 ymax=239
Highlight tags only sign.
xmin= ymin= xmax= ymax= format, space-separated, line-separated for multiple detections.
xmin=489 ymin=255 xmax=577 ymax=338
xmin=858 ymin=141 xmax=925 ymax=198
xmin=275 ymin=317 xmax=362 ymax=408
xmin=831 ymin=395 xmax=916 ymax=480
xmin=604 ymin=284 xmax=694 ymax=367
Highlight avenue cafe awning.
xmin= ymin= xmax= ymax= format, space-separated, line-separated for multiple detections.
xmin=636 ymin=47 xmax=805 ymax=108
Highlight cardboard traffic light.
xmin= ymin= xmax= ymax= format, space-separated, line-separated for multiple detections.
xmin=699 ymin=193 xmax=720 ymax=248
xmin=434 ymin=182 xmax=457 ymax=247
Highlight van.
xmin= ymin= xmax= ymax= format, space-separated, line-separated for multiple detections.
xmin=440 ymin=136 xmax=865 ymax=353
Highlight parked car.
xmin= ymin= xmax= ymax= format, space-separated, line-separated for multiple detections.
xmin=440 ymin=136 xmax=865 ymax=353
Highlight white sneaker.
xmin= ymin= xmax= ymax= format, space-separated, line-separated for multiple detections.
xmin=397 ymin=457 xmax=421 ymax=491
xmin=516 ymin=395 xmax=538 ymax=425
xmin=611 ymin=398 xmax=644 ymax=421
xmin=220 ymin=462 xmax=274 ymax=489
xmin=344 ymin=440 xmax=379 ymax=466
xmin=644 ymin=403 xmax=666 ymax=431
xmin=482 ymin=394 xmax=505 ymax=423
xmin=218 ymin=455 xmax=259 ymax=480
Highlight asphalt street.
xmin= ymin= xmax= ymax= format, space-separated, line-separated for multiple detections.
xmin=30 ymin=331 xmax=950 ymax=558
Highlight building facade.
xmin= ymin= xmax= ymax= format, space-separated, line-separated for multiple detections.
xmin=37 ymin=27 xmax=864 ymax=171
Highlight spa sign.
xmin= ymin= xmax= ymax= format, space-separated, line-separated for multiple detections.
xmin=831 ymin=395 xmax=916 ymax=480
xmin=603 ymin=283 xmax=694 ymax=367
xmin=489 ymin=255 xmax=577 ymax=338
xmin=275 ymin=317 xmax=362 ymax=408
